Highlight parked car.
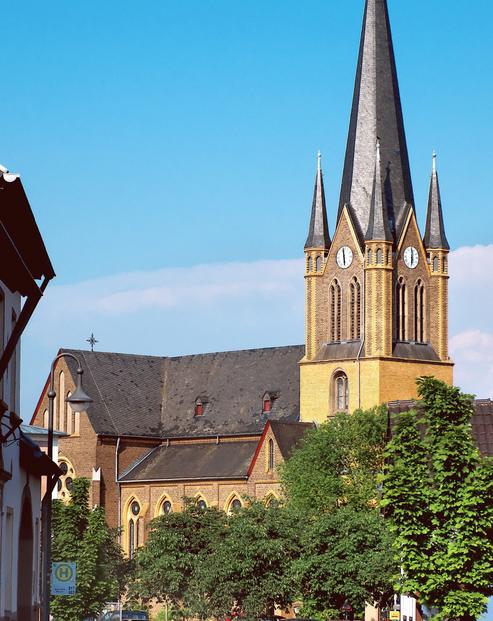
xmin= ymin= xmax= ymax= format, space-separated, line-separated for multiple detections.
xmin=99 ymin=612 xmax=149 ymax=621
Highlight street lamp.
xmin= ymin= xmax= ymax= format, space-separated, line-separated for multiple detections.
xmin=41 ymin=352 xmax=92 ymax=621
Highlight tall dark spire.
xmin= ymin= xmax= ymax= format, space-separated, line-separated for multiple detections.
xmin=338 ymin=0 xmax=414 ymax=242
xmin=305 ymin=152 xmax=331 ymax=250
xmin=423 ymin=153 xmax=449 ymax=250
xmin=365 ymin=140 xmax=392 ymax=241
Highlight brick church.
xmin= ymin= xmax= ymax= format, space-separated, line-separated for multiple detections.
xmin=31 ymin=0 xmax=493 ymax=561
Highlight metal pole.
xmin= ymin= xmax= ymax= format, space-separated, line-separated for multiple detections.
xmin=40 ymin=351 xmax=92 ymax=621
xmin=41 ymin=374 xmax=55 ymax=621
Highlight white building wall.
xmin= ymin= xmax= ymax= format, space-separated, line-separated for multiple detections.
xmin=0 ymin=281 xmax=43 ymax=620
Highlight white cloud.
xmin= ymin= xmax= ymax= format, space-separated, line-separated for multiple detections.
xmin=21 ymin=245 xmax=493 ymax=416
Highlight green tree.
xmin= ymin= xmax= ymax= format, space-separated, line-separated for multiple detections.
xmin=280 ymin=407 xmax=396 ymax=616
xmin=382 ymin=377 xmax=493 ymax=621
xmin=191 ymin=500 xmax=300 ymax=620
xmin=128 ymin=500 xmax=227 ymax=613
xmin=51 ymin=478 xmax=125 ymax=621
xmin=280 ymin=407 xmax=388 ymax=515
xmin=293 ymin=506 xmax=395 ymax=619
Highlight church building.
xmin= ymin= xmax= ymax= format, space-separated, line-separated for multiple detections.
xmin=31 ymin=0 xmax=492 ymax=562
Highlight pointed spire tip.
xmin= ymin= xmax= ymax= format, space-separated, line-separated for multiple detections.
xmin=432 ymin=150 xmax=437 ymax=174
xmin=317 ymin=150 xmax=322 ymax=172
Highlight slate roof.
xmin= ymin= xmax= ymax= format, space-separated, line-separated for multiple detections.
xmin=305 ymin=155 xmax=331 ymax=250
xmin=118 ymin=440 xmax=258 ymax=482
xmin=314 ymin=341 xmax=440 ymax=362
xmin=270 ymin=421 xmax=314 ymax=460
xmin=423 ymin=157 xmax=450 ymax=250
xmin=388 ymin=399 xmax=493 ymax=457
xmin=61 ymin=345 xmax=304 ymax=439
xmin=338 ymin=0 xmax=414 ymax=243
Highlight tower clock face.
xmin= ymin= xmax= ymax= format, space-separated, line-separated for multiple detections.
xmin=336 ymin=246 xmax=353 ymax=269
xmin=403 ymin=246 xmax=419 ymax=269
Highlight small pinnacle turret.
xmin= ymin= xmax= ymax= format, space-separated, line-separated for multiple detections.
xmin=305 ymin=151 xmax=331 ymax=250
xmin=423 ymin=152 xmax=450 ymax=250
xmin=365 ymin=140 xmax=392 ymax=241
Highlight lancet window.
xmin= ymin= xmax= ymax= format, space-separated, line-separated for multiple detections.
xmin=333 ymin=371 xmax=349 ymax=413
xmin=396 ymin=278 xmax=407 ymax=341
xmin=330 ymin=280 xmax=342 ymax=342
xmin=414 ymin=280 xmax=426 ymax=343
xmin=349 ymin=278 xmax=361 ymax=340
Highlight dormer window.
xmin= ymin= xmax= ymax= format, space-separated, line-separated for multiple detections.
xmin=262 ymin=393 xmax=272 ymax=413
xmin=195 ymin=396 xmax=208 ymax=417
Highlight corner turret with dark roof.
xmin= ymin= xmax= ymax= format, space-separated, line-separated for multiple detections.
xmin=423 ymin=153 xmax=450 ymax=250
xmin=305 ymin=152 xmax=331 ymax=251
xmin=338 ymin=0 xmax=414 ymax=242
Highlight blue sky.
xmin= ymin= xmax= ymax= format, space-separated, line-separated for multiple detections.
xmin=9 ymin=3 xmax=492 ymax=615
xmin=10 ymin=0 xmax=491 ymax=397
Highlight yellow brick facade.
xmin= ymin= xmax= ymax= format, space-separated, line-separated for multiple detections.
xmin=301 ymin=206 xmax=453 ymax=423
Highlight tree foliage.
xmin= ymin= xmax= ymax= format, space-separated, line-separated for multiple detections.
xmin=192 ymin=500 xmax=300 ymax=620
xmin=382 ymin=377 xmax=493 ymax=621
xmin=280 ymin=407 xmax=388 ymax=515
xmin=293 ymin=506 xmax=396 ymax=618
xmin=128 ymin=500 xmax=227 ymax=612
xmin=279 ymin=407 xmax=395 ymax=617
xmin=51 ymin=478 xmax=125 ymax=621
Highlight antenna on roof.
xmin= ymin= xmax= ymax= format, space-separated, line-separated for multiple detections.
xmin=86 ymin=333 xmax=98 ymax=352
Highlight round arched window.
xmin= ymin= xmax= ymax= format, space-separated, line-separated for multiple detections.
xmin=65 ymin=477 xmax=73 ymax=491
xmin=59 ymin=462 xmax=68 ymax=475
xmin=197 ymin=499 xmax=207 ymax=510
xmin=131 ymin=501 xmax=140 ymax=516
xmin=162 ymin=500 xmax=172 ymax=515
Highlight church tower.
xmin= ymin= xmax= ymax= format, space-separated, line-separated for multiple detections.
xmin=300 ymin=0 xmax=453 ymax=423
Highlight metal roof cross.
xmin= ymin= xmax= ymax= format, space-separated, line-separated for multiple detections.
xmin=86 ymin=333 xmax=98 ymax=352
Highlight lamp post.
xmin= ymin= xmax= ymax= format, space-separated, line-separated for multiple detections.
xmin=41 ymin=352 xmax=92 ymax=621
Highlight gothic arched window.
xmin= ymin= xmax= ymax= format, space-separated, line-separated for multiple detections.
xmin=316 ymin=255 xmax=322 ymax=272
xmin=376 ymin=248 xmax=383 ymax=265
xmin=267 ymin=438 xmax=275 ymax=471
xmin=227 ymin=497 xmax=242 ymax=515
xmin=128 ymin=520 xmax=135 ymax=559
xmin=59 ymin=371 xmax=65 ymax=433
xmin=307 ymin=256 xmax=312 ymax=273
xmin=414 ymin=280 xmax=426 ymax=343
xmin=349 ymin=278 xmax=361 ymax=340
xmin=433 ymin=256 xmax=438 ymax=272
xmin=160 ymin=499 xmax=172 ymax=515
xmin=396 ymin=278 xmax=407 ymax=341
xmin=333 ymin=372 xmax=349 ymax=413
xmin=127 ymin=498 xmax=141 ymax=558
xmin=196 ymin=497 xmax=207 ymax=510
xmin=57 ymin=457 xmax=76 ymax=502
xmin=367 ymin=249 xmax=373 ymax=265
xmin=330 ymin=280 xmax=342 ymax=342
